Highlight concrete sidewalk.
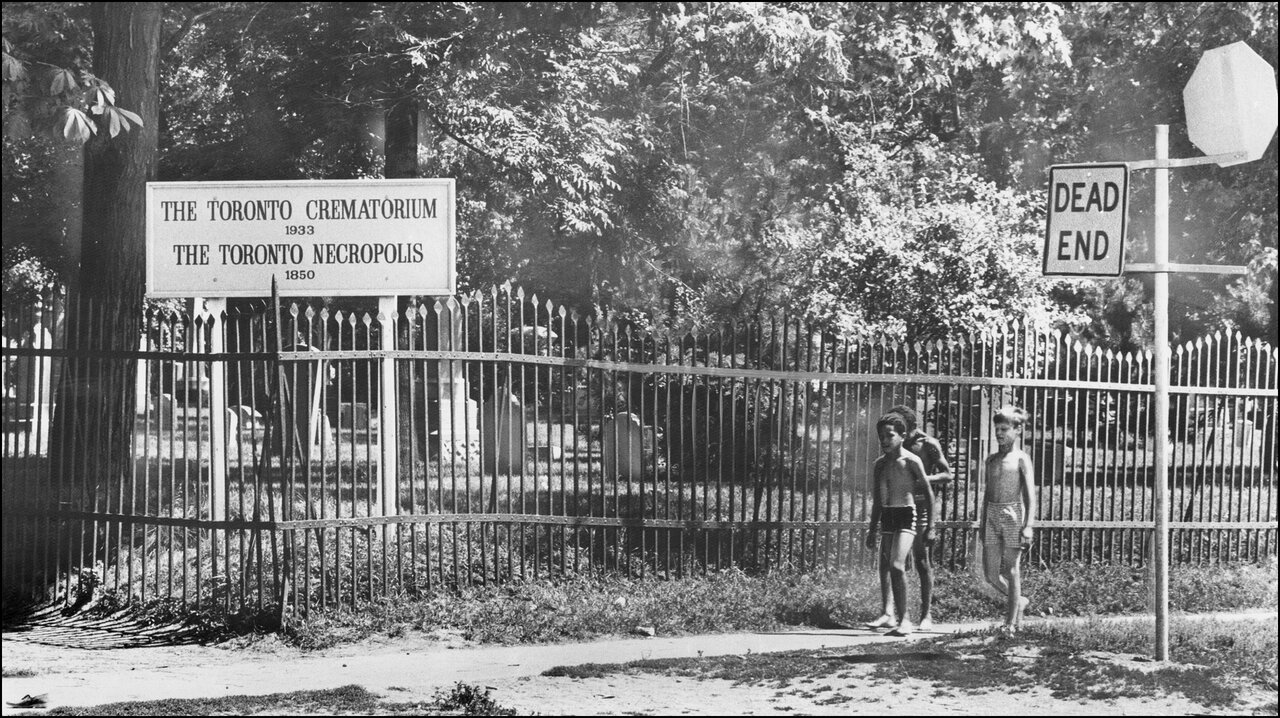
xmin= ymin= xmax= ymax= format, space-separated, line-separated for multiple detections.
xmin=3 ymin=609 xmax=1276 ymax=713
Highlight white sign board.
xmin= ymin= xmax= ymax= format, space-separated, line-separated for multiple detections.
xmin=146 ymin=179 xmax=455 ymax=297
xmin=1042 ymin=164 xmax=1128 ymax=277
xmin=1183 ymin=41 xmax=1278 ymax=167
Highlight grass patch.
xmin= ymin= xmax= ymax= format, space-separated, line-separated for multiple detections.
xmin=540 ymin=615 xmax=1277 ymax=712
xmin=31 ymin=558 xmax=1274 ymax=651
xmin=2 ymin=668 xmax=37 ymax=678
xmin=34 ymin=683 xmax=517 ymax=716
xmin=279 ymin=559 xmax=1276 ymax=650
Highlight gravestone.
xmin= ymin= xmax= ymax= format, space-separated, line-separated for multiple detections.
xmin=273 ymin=343 xmax=335 ymax=460
xmin=528 ymin=422 xmax=576 ymax=461
xmin=603 ymin=411 xmax=643 ymax=481
xmin=4 ymin=324 xmax=53 ymax=432
xmin=482 ymin=389 xmax=526 ymax=474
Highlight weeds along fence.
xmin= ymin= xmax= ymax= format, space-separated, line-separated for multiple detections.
xmin=2 ymin=287 xmax=1276 ymax=614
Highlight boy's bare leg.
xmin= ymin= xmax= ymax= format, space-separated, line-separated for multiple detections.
xmin=983 ymin=538 xmax=1010 ymax=599
xmin=868 ymin=539 xmax=895 ymax=628
xmin=1002 ymin=547 xmax=1023 ymax=628
xmin=913 ymin=536 xmax=933 ymax=625
xmin=886 ymin=531 xmax=915 ymax=634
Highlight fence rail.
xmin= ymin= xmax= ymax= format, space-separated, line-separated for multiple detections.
xmin=2 ymin=287 xmax=1275 ymax=615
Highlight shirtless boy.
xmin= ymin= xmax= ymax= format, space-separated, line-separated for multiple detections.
xmin=865 ymin=412 xmax=934 ymax=636
xmin=981 ymin=406 xmax=1036 ymax=632
xmin=867 ymin=405 xmax=953 ymax=631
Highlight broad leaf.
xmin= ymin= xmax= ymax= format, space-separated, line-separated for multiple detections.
xmin=116 ymin=107 xmax=143 ymax=127
xmin=58 ymin=107 xmax=96 ymax=143
xmin=2 ymin=52 xmax=26 ymax=82
xmin=49 ymin=68 xmax=78 ymax=95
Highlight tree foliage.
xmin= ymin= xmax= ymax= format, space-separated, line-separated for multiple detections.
xmin=2 ymin=1 xmax=1276 ymax=347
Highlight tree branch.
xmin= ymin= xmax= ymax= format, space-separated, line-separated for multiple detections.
xmin=161 ymin=7 xmax=225 ymax=57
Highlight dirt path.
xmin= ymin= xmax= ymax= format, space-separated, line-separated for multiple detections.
xmin=3 ymin=609 xmax=1276 ymax=715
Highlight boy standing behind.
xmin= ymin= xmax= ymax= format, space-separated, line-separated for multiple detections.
xmin=981 ymin=406 xmax=1036 ymax=633
xmin=865 ymin=413 xmax=934 ymax=636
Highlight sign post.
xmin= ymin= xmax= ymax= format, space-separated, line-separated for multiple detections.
xmin=147 ymin=179 xmax=457 ymax=532
xmin=1041 ymin=42 xmax=1274 ymax=662
xmin=1151 ymin=126 xmax=1171 ymax=663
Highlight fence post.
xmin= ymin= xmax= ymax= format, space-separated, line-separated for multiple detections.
xmin=379 ymin=296 xmax=398 ymax=519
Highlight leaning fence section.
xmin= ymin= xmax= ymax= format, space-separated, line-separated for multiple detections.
xmin=2 ymin=287 xmax=1276 ymax=614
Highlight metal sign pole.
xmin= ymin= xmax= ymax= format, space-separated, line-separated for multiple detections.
xmin=1152 ymin=125 xmax=1171 ymax=662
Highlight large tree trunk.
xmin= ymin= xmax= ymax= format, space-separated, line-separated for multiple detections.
xmin=384 ymin=98 xmax=418 ymax=180
xmin=50 ymin=3 xmax=161 ymax=579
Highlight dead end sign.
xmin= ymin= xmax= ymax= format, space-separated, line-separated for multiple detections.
xmin=1043 ymin=163 xmax=1129 ymax=277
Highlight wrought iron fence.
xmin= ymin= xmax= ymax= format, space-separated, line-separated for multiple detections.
xmin=2 ymin=286 xmax=1275 ymax=614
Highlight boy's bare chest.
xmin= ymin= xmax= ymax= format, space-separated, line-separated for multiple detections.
xmin=985 ymin=453 xmax=1023 ymax=499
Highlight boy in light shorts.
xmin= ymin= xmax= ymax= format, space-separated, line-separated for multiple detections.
xmin=981 ymin=406 xmax=1036 ymax=633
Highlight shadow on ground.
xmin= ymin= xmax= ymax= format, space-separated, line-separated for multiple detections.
xmin=2 ymin=605 xmax=210 ymax=650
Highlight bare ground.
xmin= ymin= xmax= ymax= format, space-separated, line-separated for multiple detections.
xmin=2 ymin=609 xmax=1276 ymax=716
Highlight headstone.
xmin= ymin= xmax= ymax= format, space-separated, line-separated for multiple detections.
xmin=7 ymin=324 xmax=53 ymax=431
xmin=1211 ymin=419 xmax=1263 ymax=466
xmin=482 ymin=389 xmax=526 ymax=474
xmin=154 ymin=393 xmax=177 ymax=425
xmin=528 ymin=423 xmax=576 ymax=460
xmin=603 ymin=411 xmax=643 ymax=481
xmin=274 ymin=344 xmax=333 ymax=460
xmin=339 ymin=402 xmax=371 ymax=431
xmin=437 ymin=371 xmax=479 ymax=463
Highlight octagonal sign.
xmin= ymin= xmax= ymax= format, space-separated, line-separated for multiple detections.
xmin=1183 ymin=41 xmax=1278 ymax=167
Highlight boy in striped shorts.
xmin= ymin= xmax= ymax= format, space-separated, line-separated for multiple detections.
xmin=981 ymin=406 xmax=1037 ymax=633
xmin=866 ymin=405 xmax=953 ymax=632
xmin=865 ymin=412 xmax=935 ymax=636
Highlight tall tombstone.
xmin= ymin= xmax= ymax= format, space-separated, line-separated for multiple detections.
xmin=274 ymin=341 xmax=334 ymax=461
xmin=481 ymin=388 xmax=525 ymax=474
xmin=603 ymin=411 xmax=643 ymax=482
xmin=436 ymin=298 xmax=478 ymax=463
xmin=8 ymin=320 xmax=54 ymax=436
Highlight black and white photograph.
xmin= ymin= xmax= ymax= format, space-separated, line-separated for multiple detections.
xmin=2 ymin=2 xmax=1276 ymax=715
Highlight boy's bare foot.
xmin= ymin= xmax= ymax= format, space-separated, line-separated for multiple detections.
xmin=887 ymin=620 xmax=915 ymax=637
xmin=998 ymin=624 xmax=1016 ymax=637
xmin=866 ymin=614 xmax=896 ymax=629
xmin=918 ymin=616 xmax=933 ymax=631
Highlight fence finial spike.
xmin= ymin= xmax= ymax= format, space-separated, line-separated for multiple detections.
xmin=517 ymin=285 xmax=526 ymax=300
xmin=319 ymin=307 xmax=329 ymax=321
